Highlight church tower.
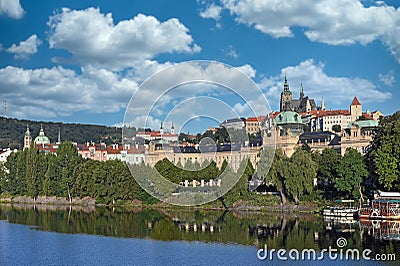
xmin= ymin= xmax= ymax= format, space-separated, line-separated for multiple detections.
xmin=321 ymin=97 xmax=326 ymax=111
xmin=24 ymin=125 xmax=32 ymax=150
xmin=171 ymin=122 xmax=175 ymax=135
xmin=160 ymin=122 xmax=164 ymax=135
xmin=350 ymin=97 xmax=362 ymax=122
xmin=280 ymin=75 xmax=292 ymax=112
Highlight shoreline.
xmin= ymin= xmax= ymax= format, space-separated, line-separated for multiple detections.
xmin=0 ymin=195 xmax=322 ymax=213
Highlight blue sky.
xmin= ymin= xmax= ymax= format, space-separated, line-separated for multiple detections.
xmin=0 ymin=0 xmax=399 ymax=134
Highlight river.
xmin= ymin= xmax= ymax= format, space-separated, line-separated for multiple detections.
xmin=0 ymin=204 xmax=398 ymax=265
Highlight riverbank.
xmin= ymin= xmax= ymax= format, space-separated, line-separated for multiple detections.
xmin=0 ymin=195 xmax=324 ymax=213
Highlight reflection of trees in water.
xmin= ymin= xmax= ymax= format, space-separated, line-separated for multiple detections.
xmin=0 ymin=204 xmax=399 ymax=257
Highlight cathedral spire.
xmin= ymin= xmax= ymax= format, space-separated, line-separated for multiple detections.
xmin=283 ymin=74 xmax=290 ymax=92
xmin=300 ymin=83 xmax=304 ymax=99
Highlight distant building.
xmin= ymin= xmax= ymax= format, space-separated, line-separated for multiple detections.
xmin=34 ymin=125 xmax=51 ymax=145
xmin=280 ymin=76 xmax=317 ymax=113
xmin=23 ymin=125 xmax=32 ymax=150
xmin=305 ymin=109 xmax=351 ymax=132
xmin=245 ymin=116 xmax=265 ymax=135
xmin=264 ymin=109 xmax=304 ymax=157
xmin=341 ymin=119 xmax=378 ymax=155
xmin=136 ymin=122 xmax=178 ymax=142
xmin=0 ymin=148 xmax=17 ymax=163
xmin=302 ymin=97 xmax=382 ymax=133
xmin=220 ymin=117 xmax=246 ymax=130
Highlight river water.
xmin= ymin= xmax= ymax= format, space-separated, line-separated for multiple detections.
xmin=0 ymin=204 xmax=398 ymax=265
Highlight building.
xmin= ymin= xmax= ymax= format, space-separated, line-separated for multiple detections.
xmin=0 ymin=148 xmax=17 ymax=163
xmin=280 ymin=76 xmax=317 ymax=113
xmin=303 ymin=97 xmax=382 ymax=133
xmin=245 ymin=116 xmax=265 ymax=135
xmin=77 ymin=142 xmax=108 ymax=161
xmin=136 ymin=122 xmax=178 ymax=142
xmin=264 ymin=109 xmax=304 ymax=157
xmin=298 ymin=131 xmax=341 ymax=153
xmin=220 ymin=117 xmax=246 ymax=130
xmin=305 ymin=109 xmax=351 ymax=132
xmin=341 ymin=119 xmax=378 ymax=155
xmin=144 ymin=141 xmax=260 ymax=171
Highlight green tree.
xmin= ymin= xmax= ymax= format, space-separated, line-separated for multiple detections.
xmin=256 ymin=148 xmax=287 ymax=204
xmin=222 ymin=159 xmax=254 ymax=207
xmin=25 ymin=143 xmax=39 ymax=198
xmin=335 ymin=148 xmax=368 ymax=200
xmin=284 ymin=147 xmax=316 ymax=203
xmin=314 ymin=148 xmax=341 ymax=199
xmin=367 ymin=111 xmax=400 ymax=190
xmin=55 ymin=142 xmax=82 ymax=201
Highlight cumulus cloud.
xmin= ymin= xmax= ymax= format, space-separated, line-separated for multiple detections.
xmin=379 ymin=70 xmax=396 ymax=86
xmin=216 ymin=0 xmax=400 ymax=63
xmin=7 ymin=34 xmax=42 ymax=59
xmin=200 ymin=3 xmax=222 ymax=20
xmin=47 ymin=7 xmax=201 ymax=70
xmin=0 ymin=65 xmax=138 ymax=119
xmin=0 ymin=60 xmax=260 ymax=127
xmin=0 ymin=0 xmax=24 ymax=19
xmin=260 ymin=59 xmax=392 ymax=109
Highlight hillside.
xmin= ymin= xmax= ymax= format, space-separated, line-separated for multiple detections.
xmin=0 ymin=116 xmax=128 ymax=149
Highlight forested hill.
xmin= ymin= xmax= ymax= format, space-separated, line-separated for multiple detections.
xmin=0 ymin=116 xmax=124 ymax=149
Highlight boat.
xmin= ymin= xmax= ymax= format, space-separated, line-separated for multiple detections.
xmin=358 ymin=190 xmax=400 ymax=220
xmin=323 ymin=200 xmax=358 ymax=218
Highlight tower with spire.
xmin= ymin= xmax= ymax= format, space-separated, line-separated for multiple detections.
xmin=23 ymin=125 xmax=32 ymax=150
xmin=300 ymin=83 xmax=304 ymax=99
xmin=280 ymin=75 xmax=293 ymax=112
xmin=160 ymin=122 xmax=164 ymax=135
xmin=350 ymin=96 xmax=362 ymax=122
xmin=280 ymin=76 xmax=317 ymax=113
xmin=171 ymin=122 xmax=175 ymax=135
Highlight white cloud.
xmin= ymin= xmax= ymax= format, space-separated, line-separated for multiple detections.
xmin=379 ymin=70 xmax=396 ymax=86
xmin=7 ymin=34 xmax=42 ymax=59
xmin=260 ymin=59 xmax=392 ymax=110
xmin=48 ymin=7 xmax=201 ymax=70
xmin=0 ymin=0 xmax=24 ymax=19
xmin=223 ymin=45 xmax=238 ymax=59
xmin=0 ymin=65 xmax=138 ymax=120
xmin=218 ymin=0 xmax=400 ymax=63
xmin=200 ymin=3 xmax=222 ymax=20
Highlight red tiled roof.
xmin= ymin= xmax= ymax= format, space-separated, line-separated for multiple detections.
xmin=246 ymin=117 xmax=259 ymax=122
xmin=36 ymin=144 xmax=59 ymax=153
xmin=269 ymin=111 xmax=280 ymax=119
xmin=351 ymin=97 xmax=361 ymax=106
xmin=362 ymin=113 xmax=373 ymax=120
xmin=301 ymin=109 xmax=350 ymax=118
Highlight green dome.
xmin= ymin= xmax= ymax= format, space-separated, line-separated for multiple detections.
xmin=34 ymin=125 xmax=50 ymax=144
xmin=276 ymin=111 xmax=302 ymax=125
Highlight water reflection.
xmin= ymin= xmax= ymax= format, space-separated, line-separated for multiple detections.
xmin=0 ymin=204 xmax=399 ymax=259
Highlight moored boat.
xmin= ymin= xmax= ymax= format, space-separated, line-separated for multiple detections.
xmin=323 ymin=200 xmax=358 ymax=218
xmin=358 ymin=190 xmax=400 ymax=220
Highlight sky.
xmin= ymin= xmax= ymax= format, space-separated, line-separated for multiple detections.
xmin=0 ymin=0 xmax=399 ymax=134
